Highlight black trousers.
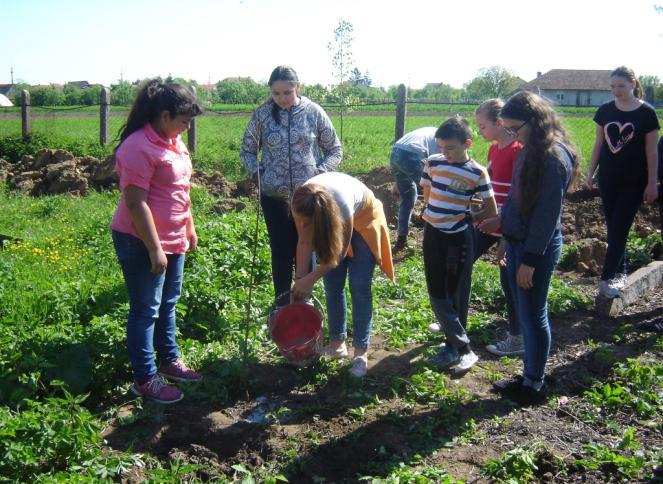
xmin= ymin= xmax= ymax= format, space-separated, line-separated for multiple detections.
xmin=260 ymin=195 xmax=298 ymax=307
xmin=599 ymin=178 xmax=646 ymax=281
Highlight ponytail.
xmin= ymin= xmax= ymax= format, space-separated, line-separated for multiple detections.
xmin=117 ymin=79 xmax=202 ymax=149
xmin=633 ymin=79 xmax=643 ymax=99
xmin=291 ymin=184 xmax=344 ymax=265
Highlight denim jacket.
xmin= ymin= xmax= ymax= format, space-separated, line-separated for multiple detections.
xmin=500 ymin=143 xmax=575 ymax=267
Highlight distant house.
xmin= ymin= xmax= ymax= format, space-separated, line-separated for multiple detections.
xmin=66 ymin=81 xmax=91 ymax=89
xmin=220 ymin=77 xmax=253 ymax=83
xmin=0 ymin=84 xmax=17 ymax=98
xmin=519 ymin=69 xmax=612 ymax=107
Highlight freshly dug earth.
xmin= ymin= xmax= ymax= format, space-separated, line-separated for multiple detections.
xmin=102 ymin=168 xmax=662 ymax=483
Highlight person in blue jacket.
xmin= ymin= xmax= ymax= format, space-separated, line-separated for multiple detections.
xmin=479 ymin=91 xmax=579 ymax=405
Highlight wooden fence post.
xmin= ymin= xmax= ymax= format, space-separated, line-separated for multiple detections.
xmin=100 ymin=87 xmax=110 ymax=146
xmin=21 ymin=90 xmax=30 ymax=140
xmin=644 ymin=85 xmax=654 ymax=106
xmin=395 ymin=84 xmax=407 ymax=142
xmin=187 ymin=86 xmax=197 ymax=154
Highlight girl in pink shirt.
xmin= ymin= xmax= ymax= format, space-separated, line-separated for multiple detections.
xmin=110 ymin=80 xmax=202 ymax=404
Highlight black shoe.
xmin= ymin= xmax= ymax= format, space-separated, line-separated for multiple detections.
xmin=492 ymin=375 xmax=524 ymax=394
xmin=497 ymin=379 xmax=548 ymax=406
xmin=393 ymin=235 xmax=408 ymax=251
xmin=636 ymin=318 xmax=663 ymax=333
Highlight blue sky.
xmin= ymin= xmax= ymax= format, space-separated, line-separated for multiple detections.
xmin=2 ymin=0 xmax=662 ymax=88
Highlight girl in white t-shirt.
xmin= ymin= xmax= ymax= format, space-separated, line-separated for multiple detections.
xmin=290 ymin=172 xmax=394 ymax=377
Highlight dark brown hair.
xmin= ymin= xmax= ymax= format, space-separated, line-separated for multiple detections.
xmin=291 ymin=184 xmax=345 ymax=266
xmin=435 ymin=115 xmax=473 ymax=143
xmin=117 ymin=79 xmax=202 ymax=148
xmin=500 ymin=91 xmax=580 ymax=215
xmin=611 ymin=66 xmax=643 ymax=99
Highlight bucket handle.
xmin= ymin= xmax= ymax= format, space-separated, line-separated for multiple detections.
xmin=275 ymin=289 xmax=326 ymax=320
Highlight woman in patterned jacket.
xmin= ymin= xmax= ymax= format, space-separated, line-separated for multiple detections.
xmin=240 ymin=66 xmax=343 ymax=310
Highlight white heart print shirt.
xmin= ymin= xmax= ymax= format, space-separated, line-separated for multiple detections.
xmin=593 ymin=100 xmax=660 ymax=185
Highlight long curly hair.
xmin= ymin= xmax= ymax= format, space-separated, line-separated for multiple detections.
xmin=500 ymin=91 xmax=580 ymax=215
xmin=291 ymin=183 xmax=345 ymax=266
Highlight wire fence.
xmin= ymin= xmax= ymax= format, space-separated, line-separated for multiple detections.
xmin=1 ymin=88 xmax=656 ymax=178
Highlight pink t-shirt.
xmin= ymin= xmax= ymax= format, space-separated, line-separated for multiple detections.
xmin=110 ymin=124 xmax=193 ymax=254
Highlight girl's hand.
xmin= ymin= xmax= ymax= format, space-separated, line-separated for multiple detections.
xmin=516 ymin=263 xmax=535 ymax=289
xmin=496 ymin=240 xmax=507 ymax=267
xmin=149 ymin=248 xmax=168 ymax=275
xmin=477 ymin=216 xmax=500 ymax=234
xmin=585 ymin=174 xmax=594 ymax=190
xmin=644 ymin=182 xmax=658 ymax=204
xmin=291 ymin=275 xmax=315 ymax=303
xmin=188 ymin=231 xmax=198 ymax=252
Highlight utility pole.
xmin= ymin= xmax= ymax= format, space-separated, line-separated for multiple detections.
xmin=120 ymin=68 xmax=124 ymax=82
xmin=10 ymin=67 xmax=14 ymax=84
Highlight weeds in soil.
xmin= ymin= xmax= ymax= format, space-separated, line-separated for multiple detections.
xmin=576 ymin=428 xmax=659 ymax=481
xmin=481 ymin=443 xmax=542 ymax=483
xmin=583 ymin=357 xmax=662 ymax=419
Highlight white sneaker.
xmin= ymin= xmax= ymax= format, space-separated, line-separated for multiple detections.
xmin=323 ymin=341 xmax=349 ymax=359
xmin=454 ymin=350 xmax=479 ymax=372
xmin=612 ymin=273 xmax=628 ymax=290
xmin=598 ymin=279 xmax=622 ymax=298
xmin=486 ymin=333 xmax=525 ymax=357
xmin=428 ymin=322 xmax=442 ymax=333
xmin=349 ymin=356 xmax=368 ymax=378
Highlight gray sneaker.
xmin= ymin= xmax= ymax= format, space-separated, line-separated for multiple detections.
xmin=433 ymin=344 xmax=460 ymax=369
xmin=454 ymin=349 xmax=479 ymax=373
xmin=486 ymin=333 xmax=525 ymax=357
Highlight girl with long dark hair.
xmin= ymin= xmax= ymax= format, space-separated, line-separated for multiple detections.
xmin=111 ymin=79 xmax=202 ymax=403
xmin=479 ymin=91 xmax=579 ymax=405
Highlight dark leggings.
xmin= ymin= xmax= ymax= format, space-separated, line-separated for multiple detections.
xmin=261 ymin=195 xmax=298 ymax=307
xmin=599 ymin=179 xmax=645 ymax=281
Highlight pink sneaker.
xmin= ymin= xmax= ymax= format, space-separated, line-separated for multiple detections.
xmin=131 ymin=375 xmax=183 ymax=404
xmin=158 ymin=359 xmax=203 ymax=382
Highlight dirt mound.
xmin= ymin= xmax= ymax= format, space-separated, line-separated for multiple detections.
xmin=358 ymin=168 xmax=660 ymax=275
xmin=191 ymin=171 xmax=256 ymax=199
xmin=1 ymin=149 xmax=118 ymax=196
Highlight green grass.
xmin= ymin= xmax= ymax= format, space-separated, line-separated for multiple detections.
xmin=0 ymin=112 xmax=606 ymax=178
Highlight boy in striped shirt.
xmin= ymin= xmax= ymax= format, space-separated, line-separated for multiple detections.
xmin=421 ymin=116 xmax=497 ymax=372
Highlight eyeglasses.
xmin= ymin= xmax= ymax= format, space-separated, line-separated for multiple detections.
xmin=503 ymin=120 xmax=528 ymax=137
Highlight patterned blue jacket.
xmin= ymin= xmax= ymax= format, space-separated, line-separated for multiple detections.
xmin=240 ymin=96 xmax=343 ymax=201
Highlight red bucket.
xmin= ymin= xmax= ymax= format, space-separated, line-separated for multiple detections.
xmin=269 ymin=303 xmax=323 ymax=366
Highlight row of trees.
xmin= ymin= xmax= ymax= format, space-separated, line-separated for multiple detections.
xmin=9 ymin=69 xmax=663 ymax=108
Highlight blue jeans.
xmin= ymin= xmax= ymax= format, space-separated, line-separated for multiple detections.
xmin=475 ymin=231 xmax=520 ymax=336
xmin=112 ymin=230 xmax=183 ymax=383
xmin=506 ymin=231 xmax=562 ymax=386
xmin=390 ymin=147 xmax=425 ymax=237
xmin=323 ymin=232 xmax=376 ymax=350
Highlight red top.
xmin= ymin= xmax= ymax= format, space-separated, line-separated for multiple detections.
xmin=110 ymin=124 xmax=193 ymax=254
xmin=487 ymin=140 xmax=522 ymax=235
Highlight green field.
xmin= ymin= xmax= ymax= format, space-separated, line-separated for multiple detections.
xmin=0 ymin=112 xmax=600 ymax=178
xmin=0 ymin=110 xmax=661 ymax=482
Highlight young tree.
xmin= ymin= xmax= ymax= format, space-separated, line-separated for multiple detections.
xmin=110 ymin=80 xmax=135 ymax=106
xmin=328 ymin=18 xmax=355 ymax=139
xmin=464 ymin=66 xmax=522 ymax=101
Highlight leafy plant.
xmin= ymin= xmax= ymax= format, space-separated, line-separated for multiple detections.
xmin=482 ymin=445 xmax=540 ymax=483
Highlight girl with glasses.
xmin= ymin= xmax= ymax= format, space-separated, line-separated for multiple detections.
xmin=479 ymin=91 xmax=579 ymax=405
